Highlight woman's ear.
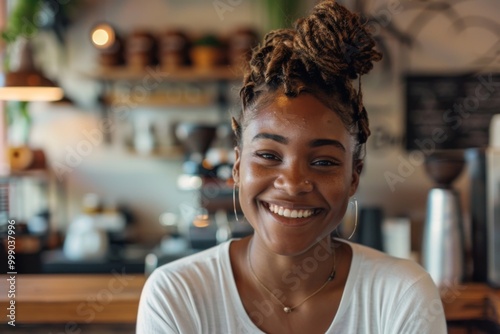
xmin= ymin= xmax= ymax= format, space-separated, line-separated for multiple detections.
xmin=349 ymin=160 xmax=363 ymax=197
xmin=232 ymin=146 xmax=241 ymax=184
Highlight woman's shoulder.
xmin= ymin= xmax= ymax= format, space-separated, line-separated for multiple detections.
xmin=334 ymin=243 xmax=446 ymax=332
xmin=343 ymin=241 xmax=442 ymax=317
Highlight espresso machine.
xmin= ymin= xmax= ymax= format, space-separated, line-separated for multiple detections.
xmin=175 ymin=122 xmax=218 ymax=176
xmin=174 ymin=122 xmax=252 ymax=249
xmin=422 ymin=150 xmax=465 ymax=287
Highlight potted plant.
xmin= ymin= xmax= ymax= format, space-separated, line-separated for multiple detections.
xmin=190 ymin=34 xmax=224 ymax=69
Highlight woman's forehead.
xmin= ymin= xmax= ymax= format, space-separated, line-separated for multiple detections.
xmin=242 ymin=93 xmax=351 ymax=142
xmin=248 ymin=93 xmax=343 ymax=125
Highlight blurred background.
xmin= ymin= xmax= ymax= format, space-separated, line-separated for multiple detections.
xmin=0 ymin=0 xmax=499 ymax=332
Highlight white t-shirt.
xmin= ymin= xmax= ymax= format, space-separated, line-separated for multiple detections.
xmin=136 ymin=239 xmax=447 ymax=333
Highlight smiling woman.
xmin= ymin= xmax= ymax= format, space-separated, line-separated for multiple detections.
xmin=136 ymin=1 xmax=447 ymax=333
xmin=235 ymin=94 xmax=356 ymax=258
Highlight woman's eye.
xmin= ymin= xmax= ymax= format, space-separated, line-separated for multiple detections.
xmin=256 ymin=152 xmax=280 ymax=161
xmin=312 ymin=159 xmax=338 ymax=167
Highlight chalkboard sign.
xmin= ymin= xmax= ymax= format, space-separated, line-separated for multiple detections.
xmin=405 ymin=73 xmax=500 ymax=151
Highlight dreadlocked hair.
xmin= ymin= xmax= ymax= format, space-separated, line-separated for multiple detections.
xmin=233 ymin=0 xmax=382 ymax=160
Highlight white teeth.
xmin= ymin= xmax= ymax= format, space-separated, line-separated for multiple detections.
xmin=268 ymin=204 xmax=315 ymax=219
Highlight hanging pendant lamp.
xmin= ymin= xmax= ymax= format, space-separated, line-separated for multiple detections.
xmin=0 ymin=39 xmax=63 ymax=102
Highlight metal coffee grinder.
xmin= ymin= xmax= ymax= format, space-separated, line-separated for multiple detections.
xmin=422 ymin=150 xmax=465 ymax=287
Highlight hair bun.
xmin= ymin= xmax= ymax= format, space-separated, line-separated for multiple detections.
xmin=294 ymin=0 xmax=382 ymax=80
xmin=263 ymin=29 xmax=295 ymax=48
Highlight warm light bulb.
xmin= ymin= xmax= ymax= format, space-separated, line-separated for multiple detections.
xmin=92 ymin=29 xmax=110 ymax=46
xmin=91 ymin=23 xmax=116 ymax=49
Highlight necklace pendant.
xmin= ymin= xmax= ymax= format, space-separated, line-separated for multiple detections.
xmin=283 ymin=306 xmax=292 ymax=313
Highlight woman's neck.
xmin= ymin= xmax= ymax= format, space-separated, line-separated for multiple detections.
xmin=246 ymin=235 xmax=338 ymax=297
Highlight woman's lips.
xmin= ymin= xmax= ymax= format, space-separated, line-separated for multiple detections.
xmin=262 ymin=202 xmax=322 ymax=219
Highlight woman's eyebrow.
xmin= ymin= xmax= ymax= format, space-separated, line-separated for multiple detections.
xmin=252 ymin=132 xmax=288 ymax=144
xmin=252 ymin=133 xmax=346 ymax=152
xmin=310 ymin=139 xmax=346 ymax=152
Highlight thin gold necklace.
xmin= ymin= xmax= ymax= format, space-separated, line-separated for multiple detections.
xmin=247 ymin=240 xmax=337 ymax=314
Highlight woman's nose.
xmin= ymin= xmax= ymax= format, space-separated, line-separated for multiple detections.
xmin=273 ymin=163 xmax=313 ymax=195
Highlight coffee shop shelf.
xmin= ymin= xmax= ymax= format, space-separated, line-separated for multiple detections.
xmin=102 ymin=92 xmax=216 ymax=108
xmin=86 ymin=66 xmax=243 ymax=82
xmin=1 ymin=275 xmax=499 ymax=328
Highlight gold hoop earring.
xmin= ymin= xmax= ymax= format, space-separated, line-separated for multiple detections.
xmin=337 ymin=197 xmax=358 ymax=240
xmin=233 ymin=183 xmax=239 ymax=222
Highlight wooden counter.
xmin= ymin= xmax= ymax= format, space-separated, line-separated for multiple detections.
xmin=0 ymin=274 xmax=499 ymax=325
xmin=441 ymin=283 xmax=499 ymax=323
xmin=0 ymin=274 xmax=146 ymax=324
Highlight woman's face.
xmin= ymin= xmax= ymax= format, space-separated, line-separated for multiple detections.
xmin=233 ymin=92 xmax=361 ymax=255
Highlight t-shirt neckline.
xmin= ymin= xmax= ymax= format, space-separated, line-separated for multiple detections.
xmin=221 ymin=238 xmax=361 ymax=333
